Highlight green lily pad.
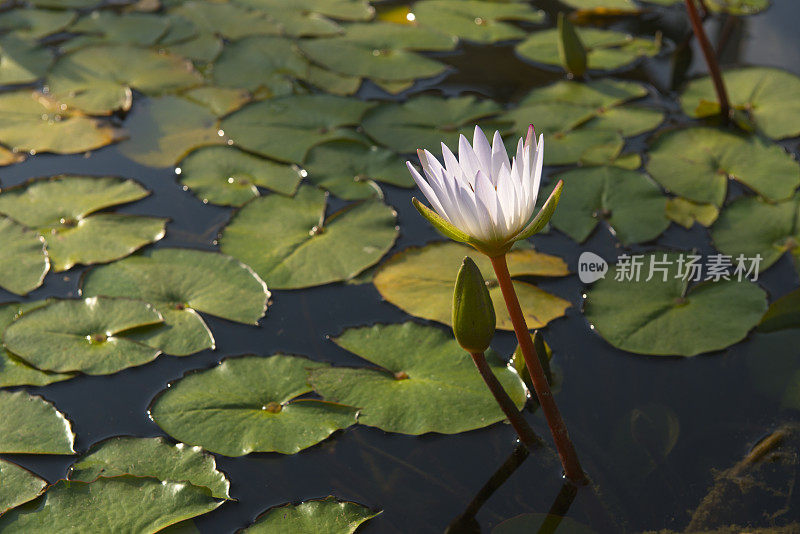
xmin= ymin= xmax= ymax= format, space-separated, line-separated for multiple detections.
xmin=66 ymin=12 xmax=170 ymax=50
xmin=412 ymin=0 xmax=544 ymax=43
xmin=162 ymin=30 xmax=224 ymax=63
xmin=46 ymin=45 xmax=202 ymax=115
xmin=0 ymin=90 xmax=120 ymax=155
xmin=69 ymin=436 xmax=231 ymax=500
xmin=303 ymin=140 xmax=412 ymax=200
xmin=0 ymin=35 xmax=52 ymax=85
xmin=0 ymin=8 xmax=76 ymax=39
xmin=0 ymin=390 xmax=75 ymax=454
xmin=644 ymin=0 xmax=769 ymax=15
xmin=561 ymin=0 xmax=636 ymax=8
xmin=3 ymin=297 xmax=164 ymax=375
xmin=297 ymin=22 xmax=455 ymax=84
xmin=681 ymin=67 xmax=800 ymax=140
xmin=119 ymin=96 xmax=222 ymax=168
xmin=361 ymin=95 xmax=501 ymax=153
xmin=221 ymin=94 xmax=374 ymax=163
xmin=178 ymin=146 xmax=302 ymax=206
xmin=0 ymin=476 xmax=222 ymax=533
xmin=170 ymin=0 xmax=282 ymax=39
xmin=516 ymin=27 xmax=659 ymax=72
xmin=150 ymin=354 xmax=358 ymax=456
xmin=711 ymin=192 xmax=800 ymax=276
xmin=81 ymin=247 xmax=269 ymax=356
xmin=0 ymin=459 xmax=47 ymax=515
xmin=219 ymin=185 xmax=398 ymax=289
xmin=0 ymin=175 xmax=166 ymax=272
xmin=758 ymin=288 xmax=800 ymax=333
xmin=0 ymin=216 xmax=48 ymax=295
xmin=28 ymin=0 xmax=99 ymax=7
xmin=583 ymin=252 xmax=768 ymax=356
xmin=373 ymin=242 xmax=570 ymax=331
xmin=232 ymin=0 xmax=375 ymax=37
xmin=665 ymin=197 xmax=719 ymax=229
xmin=181 ymin=86 xmax=251 ymax=117
xmin=547 ymin=167 xmax=668 ymax=245
xmin=0 ymin=301 xmax=75 ymax=388
xmin=244 ymin=496 xmax=381 ymax=533
xmin=310 ymin=322 xmax=527 ymax=434
xmin=646 ymin=127 xmax=799 ymax=207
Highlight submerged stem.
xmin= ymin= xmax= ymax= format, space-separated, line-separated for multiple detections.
xmin=685 ymin=0 xmax=731 ymax=119
xmin=490 ymin=254 xmax=587 ymax=485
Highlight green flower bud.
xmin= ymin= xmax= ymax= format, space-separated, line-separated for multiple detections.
xmin=452 ymin=257 xmax=496 ymax=353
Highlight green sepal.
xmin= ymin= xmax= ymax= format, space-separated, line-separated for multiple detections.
xmin=557 ymin=13 xmax=587 ymax=77
xmin=412 ymin=197 xmax=472 ymax=244
xmin=512 ymin=180 xmax=563 ymax=242
xmin=452 ymin=256 xmax=496 ymax=354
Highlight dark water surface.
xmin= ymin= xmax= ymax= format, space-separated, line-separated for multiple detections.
xmin=3 ymin=1 xmax=800 ymax=532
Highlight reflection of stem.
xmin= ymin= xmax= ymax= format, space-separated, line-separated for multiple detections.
xmin=470 ymin=351 xmax=544 ymax=453
xmin=490 ymin=254 xmax=587 ymax=485
xmin=537 ymin=483 xmax=578 ymax=534
xmin=685 ymin=0 xmax=731 ymax=119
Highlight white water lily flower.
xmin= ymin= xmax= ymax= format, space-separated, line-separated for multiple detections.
xmin=407 ymin=125 xmax=562 ymax=257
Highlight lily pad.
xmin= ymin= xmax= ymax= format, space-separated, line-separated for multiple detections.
xmin=583 ymin=252 xmax=768 ymax=356
xmin=547 ymin=167 xmax=669 ymax=245
xmin=681 ymin=67 xmax=800 ymax=140
xmin=81 ymin=247 xmax=269 ymax=356
xmin=361 ymin=94 xmax=502 ymax=153
xmin=119 ymin=96 xmax=222 ymax=168
xmin=150 ymin=355 xmax=359 ymax=456
xmin=0 ymin=35 xmax=52 ymax=85
xmin=65 ymin=12 xmax=170 ymax=50
xmin=516 ymin=27 xmax=659 ymax=72
xmin=759 ymin=288 xmax=800 ymax=333
xmin=219 ymin=185 xmax=398 ymax=289
xmin=0 ymin=476 xmax=222 ymax=533
xmin=646 ymin=127 xmax=799 ymax=207
xmin=0 ymin=8 xmax=76 ymax=39
xmin=221 ymin=94 xmax=374 ymax=163
xmin=310 ymin=322 xmax=527 ymax=434
xmin=412 ymin=0 xmax=544 ymax=43
xmin=0 ymin=459 xmax=47 ymax=515
xmin=170 ymin=0 xmax=282 ymax=39
xmin=0 ymin=390 xmax=75 ymax=454
xmin=3 ymin=297 xmax=164 ymax=375
xmin=0 ymin=175 xmax=166 ymax=272
xmin=373 ymin=242 xmax=570 ymax=331
xmin=181 ymin=86 xmax=251 ymax=117
xmin=178 ymin=146 xmax=302 ymax=206
xmin=244 ymin=496 xmax=381 ymax=533
xmin=0 ymin=90 xmax=120 ymax=155
xmin=232 ymin=0 xmax=375 ymax=37
xmin=303 ymin=140 xmax=412 ymax=200
xmin=665 ymin=197 xmax=719 ymax=229
xmin=47 ymin=45 xmax=202 ymax=115
xmin=0 ymin=216 xmax=48 ymax=295
xmin=644 ymin=0 xmax=770 ymax=15
xmin=711 ymin=192 xmax=800 ymax=276
xmin=69 ymin=436 xmax=231 ymax=500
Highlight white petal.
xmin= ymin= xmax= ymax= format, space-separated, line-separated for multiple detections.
xmin=458 ymin=134 xmax=482 ymax=186
xmin=407 ymin=161 xmax=449 ymax=220
xmin=472 ymin=125 xmax=492 ymax=178
xmin=490 ymin=130 xmax=511 ymax=185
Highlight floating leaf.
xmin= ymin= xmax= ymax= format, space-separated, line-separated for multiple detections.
xmin=220 ymin=185 xmax=397 ymax=289
xmin=0 ymin=90 xmax=120 ymax=154
xmin=150 ymin=355 xmax=358 ymax=456
xmin=0 ymin=390 xmax=75 ymax=454
xmin=0 ymin=35 xmax=52 ymax=85
xmin=0 ymin=8 xmax=76 ymax=39
xmin=361 ymin=95 xmax=501 ymax=153
xmin=181 ymin=86 xmax=251 ymax=117
xmin=759 ymin=288 xmax=800 ymax=333
xmin=178 ymin=146 xmax=302 ymax=206
xmin=644 ymin=0 xmax=769 ymax=15
xmin=373 ymin=242 xmax=570 ymax=331
xmin=412 ymin=0 xmax=543 ymax=43
xmin=81 ymin=247 xmax=269 ymax=356
xmin=0 ymin=216 xmax=48 ymax=295
xmin=3 ymin=297 xmax=164 ymax=375
xmin=0 ymin=459 xmax=47 ymax=515
xmin=665 ymin=197 xmax=719 ymax=229
xmin=584 ymin=252 xmax=767 ymax=356
xmin=65 ymin=12 xmax=170 ymax=50
xmin=232 ymin=0 xmax=374 ymax=36
xmin=303 ymin=140 xmax=412 ymax=200
xmin=119 ymin=96 xmax=222 ymax=168
xmin=244 ymin=496 xmax=380 ymax=533
xmin=516 ymin=27 xmax=659 ymax=72
xmin=711 ymin=192 xmax=800 ymax=276
xmin=0 ymin=175 xmax=166 ymax=271
xmin=171 ymin=0 xmax=282 ymax=39
xmin=646 ymin=127 xmax=799 ymax=206
xmin=681 ymin=67 xmax=800 ymax=140
xmin=47 ymin=45 xmax=201 ymax=115
xmin=547 ymin=167 xmax=668 ymax=244
xmin=0 ymin=476 xmax=222 ymax=533
xmin=222 ymin=95 xmax=373 ymax=163
xmin=69 ymin=436 xmax=231 ymax=500
xmin=561 ymin=0 xmax=635 ymax=8
xmin=310 ymin=322 xmax=527 ymax=434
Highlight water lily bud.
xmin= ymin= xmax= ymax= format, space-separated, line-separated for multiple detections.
xmin=557 ymin=12 xmax=587 ymax=77
xmin=452 ymin=257 xmax=496 ymax=353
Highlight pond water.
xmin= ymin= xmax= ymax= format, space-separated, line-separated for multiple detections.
xmin=2 ymin=0 xmax=800 ymax=532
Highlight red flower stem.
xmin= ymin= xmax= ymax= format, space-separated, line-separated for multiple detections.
xmin=685 ymin=0 xmax=730 ymax=119
xmin=490 ymin=254 xmax=587 ymax=485
xmin=470 ymin=351 xmax=543 ymax=453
